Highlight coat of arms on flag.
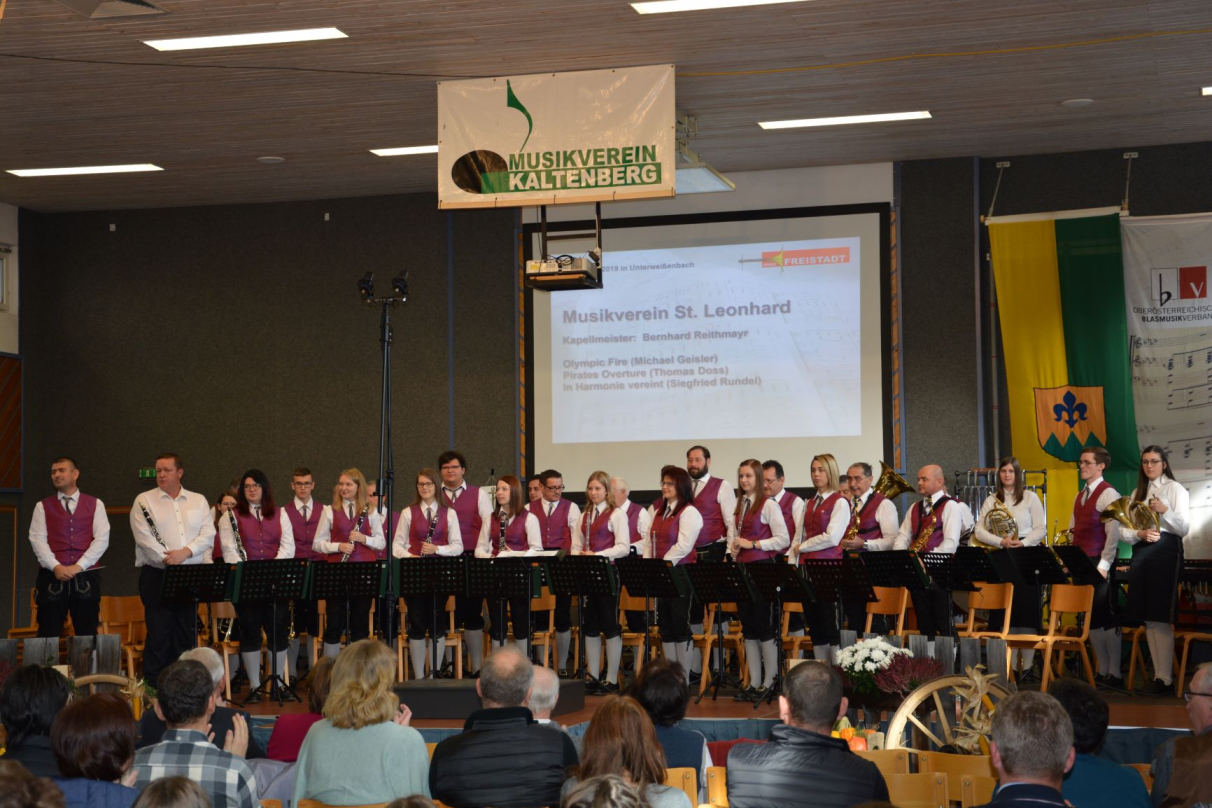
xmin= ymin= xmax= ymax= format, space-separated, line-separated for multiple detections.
xmin=1034 ymin=386 xmax=1107 ymax=462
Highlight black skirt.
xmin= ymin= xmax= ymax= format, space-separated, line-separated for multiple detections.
xmin=1127 ymin=531 xmax=1183 ymax=624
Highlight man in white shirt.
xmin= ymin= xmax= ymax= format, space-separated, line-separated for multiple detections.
xmin=894 ymin=465 xmax=963 ymax=645
xmin=28 ymin=456 xmax=111 ymax=638
xmin=130 ymin=453 xmax=217 ymax=687
xmin=839 ymin=462 xmax=900 ymax=633
xmin=439 ymin=450 xmax=495 ymax=675
xmin=686 ymin=446 xmax=737 ymax=679
xmin=529 ymin=470 xmax=581 ymax=674
xmin=762 ymin=460 xmax=806 ymax=644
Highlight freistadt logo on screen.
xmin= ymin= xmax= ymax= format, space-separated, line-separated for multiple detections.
xmin=761 ymin=247 xmax=850 ymax=268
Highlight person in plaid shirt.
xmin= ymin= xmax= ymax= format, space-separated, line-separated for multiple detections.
xmin=132 ymin=659 xmax=257 ymax=808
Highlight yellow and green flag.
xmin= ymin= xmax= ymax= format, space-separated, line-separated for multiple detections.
xmin=988 ymin=212 xmax=1138 ymax=531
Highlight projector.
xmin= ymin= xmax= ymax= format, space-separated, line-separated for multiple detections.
xmin=525 ymin=254 xmax=602 ymax=291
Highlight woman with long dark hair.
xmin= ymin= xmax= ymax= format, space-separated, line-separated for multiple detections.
xmin=1119 ymin=445 xmax=1189 ymax=696
xmin=475 ymin=474 xmax=541 ymax=657
xmin=649 ymin=465 xmax=702 ymax=673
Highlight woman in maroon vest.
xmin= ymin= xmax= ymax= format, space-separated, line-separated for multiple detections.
xmin=572 ymin=470 xmax=629 ymax=693
xmin=394 ymin=467 xmax=464 ymax=680
xmin=792 ymin=454 xmax=851 ymax=662
xmin=650 ymin=465 xmax=702 ymax=674
xmin=475 ymin=474 xmax=541 ymax=658
xmin=731 ymin=459 xmax=790 ymax=698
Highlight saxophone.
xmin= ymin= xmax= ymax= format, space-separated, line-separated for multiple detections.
xmin=340 ymin=504 xmax=371 ymax=562
xmin=227 ymin=510 xmax=248 ymax=562
xmin=842 ymin=496 xmax=862 ymax=545
xmin=910 ymin=503 xmax=939 ymax=553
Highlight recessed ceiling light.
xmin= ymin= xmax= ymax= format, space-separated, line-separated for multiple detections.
xmin=257 ymin=156 xmax=286 ymax=164
xmin=144 ymin=27 xmax=347 ymax=52
xmin=1202 ymin=87 xmax=1212 ymax=96
xmin=370 ymin=145 xmax=440 ymax=157
xmin=632 ymin=0 xmax=809 ymax=13
xmin=1060 ymin=98 xmax=1095 ymax=108
xmin=6 ymin=163 xmax=163 ymax=177
xmin=758 ymin=111 xmax=931 ymax=130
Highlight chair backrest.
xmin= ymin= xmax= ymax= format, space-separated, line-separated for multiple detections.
xmin=261 ymin=801 xmax=283 ymax=808
xmin=706 ymin=765 xmax=728 ymax=807
xmin=866 ymin=586 xmax=909 ymax=634
xmin=884 ymin=772 xmax=949 ymax=808
xmin=619 ymin=586 xmax=646 ymax=612
xmin=297 ymin=801 xmax=387 ymax=808
xmin=664 ymin=767 xmax=697 ymax=807
xmin=426 ymin=742 xmax=437 ymax=759
xmin=533 ymin=585 xmax=556 ymax=613
xmin=1047 ymin=584 xmax=1095 ymax=639
xmin=960 ymin=775 xmax=997 ymax=808
xmin=1125 ymin=762 xmax=1153 ymax=792
xmin=854 ymin=748 xmax=910 ymax=778
xmin=917 ymin=752 xmax=996 ymax=798
xmin=966 ymin=582 xmax=1014 ymax=634
xmin=99 ymin=596 xmax=146 ymax=644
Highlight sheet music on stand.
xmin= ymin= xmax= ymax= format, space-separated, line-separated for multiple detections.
xmin=918 ymin=552 xmax=978 ymax=592
xmin=859 ymin=551 xmax=930 ymax=592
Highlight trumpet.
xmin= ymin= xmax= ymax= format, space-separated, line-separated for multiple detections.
xmin=1100 ymin=496 xmax=1162 ymax=534
xmin=980 ymin=498 xmax=1018 ymax=545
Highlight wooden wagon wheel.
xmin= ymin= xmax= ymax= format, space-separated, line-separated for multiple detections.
xmin=884 ymin=674 xmax=1012 ymax=752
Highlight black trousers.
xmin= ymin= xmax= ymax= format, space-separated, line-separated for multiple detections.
xmin=805 ymin=601 xmax=840 ymax=647
xmin=293 ymin=598 xmax=320 ymax=640
xmin=625 ymin=609 xmax=649 ymax=633
xmin=323 ymin=596 xmax=373 ymax=645
xmin=488 ymin=596 xmax=531 ymax=642
xmin=533 ymin=594 xmax=572 ymax=633
xmin=658 ymin=597 xmax=692 ymax=644
xmin=406 ymin=594 xmax=447 ymax=640
xmin=36 ymin=567 xmax=100 ymax=638
xmin=582 ymin=593 xmax=621 ymax=639
xmin=235 ymin=600 xmax=289 ymax=653
xmin=139 ymin=566 xmax=196 ymax=688
xmin=911 ymin=586 xmax=954 ymax=639
xmin=1128 ymin=531 xmax=1183 ymax=625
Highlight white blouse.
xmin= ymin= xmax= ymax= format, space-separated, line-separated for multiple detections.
xmin=972 ymin=490 xmax=1046 ymax=548
xmin=1119 ymin=476 xmax=1190 ymax=543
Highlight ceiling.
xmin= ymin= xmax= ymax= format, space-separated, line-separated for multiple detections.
xmin=2 ymin=0 xmax=1212 ymax=212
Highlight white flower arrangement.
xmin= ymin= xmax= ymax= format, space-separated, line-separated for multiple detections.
xmin=835 ymin=637 xmax=911 ymax=676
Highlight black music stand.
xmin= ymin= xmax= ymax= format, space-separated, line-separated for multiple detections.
xmin=310 ymin=561 xmax=387 ymax=650
xmin=743 ymin=562 xmax=814 ymax=708
xmin=233 ymin=558 xmax=310 ymax=705
xmin=860 ymin=550 xmax=931 ymax=592
xmin=955 ymin=546 xmax=1009 ymax=584
xmin=160 ymin=564 xmax=233 ymax=649
xmin=546 ymin=555 xmax=617 ymax=685
xmin=397 ymin=556 xmax=466 ymax=678
xmin=1052 ymin=546 xmax=1103 ymax=587
xmin=919 ymin=552 xmax=979 ymax=593
xmin=614 ymin=556 xmax=690 ymax=666
xmin=685 ymin=562 xmax=756 ymax=703
xmin=1002 ymin=546 xmax=1069 ymax=587
xmin=467 ymin=558 xmax=539 ymax=653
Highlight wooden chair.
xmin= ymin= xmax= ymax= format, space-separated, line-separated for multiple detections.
xmin=619 ymin=588 xmax=657 ymax=670
xmin=663 ymin=767 xmax=697 ymax=807
xmin=310 ymin=599 xmax=328 ymax=668
xmin=206 ymin=600 xmax=246 ymax=701
xmin=395 ymin=597 xmax=411 ymax=681
xmin=426 ymin=742 xmax=437 ymax=759
xmin=959 ymin=582 xmax=1014 ymax=639
xmin=444 ymin=595 xmax=464 ymax=679
xmin=918 ymin=751 xmax=996 ymax=801
xmin=1005 ymin=583 xmax=1095 ymax=688
xmin=692 ymin=603 xmax=748 ymax=693
xmin=99 ymin=596 xmax=146 ymax=681
xmin=1126 ymin=762 xmax=1153 ymax=792
xmin=854 ymin=748 xmax=911 ymax=779
xmin=706 ymin=765 xmax=728 ymax=807
xmin=8 ymin=589 xmax=40 ymax=639
xmin=884 ymin=772 xmax=949 ymax=808
xmin=1176 ymin=629 xmax=1212 ymax=697
xmin=781 ymin=602 xmax=809 ymax=659
xmin=508 ymin=586 xmax=556 ymax=667
xmin=261 ymin=801 xmax=283 ymax=808
xmin=866 ymin=586 xmax=910 ymax=636
xmin=297 ymin=801 xmax=387 ymax=808
xmin=960 ymin=775 xmax=997 ymax=808
xmin=1124 ymin=626 xmax=1153 ymax=690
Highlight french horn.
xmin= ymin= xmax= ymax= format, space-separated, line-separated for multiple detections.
xmin=1099 ymin=496 xmax=1162 ymax=534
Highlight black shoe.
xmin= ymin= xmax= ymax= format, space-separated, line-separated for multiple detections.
xmin=732 ymin=686 xmax=755 ymax=701
xmin=558 ymin=669 xmax=569 ymax=679
xmin=244 ymin=689 xmax=262 ymax=705
xmin=600 ymin=681 xmax=620 ymax=694
xmin=688 ymin=671 xmax=702 ymax=687
xmin=1141 ymin=678 xmax=1173 ymax=697
xmin=1103 ymin=675 xmax=1125 ymax=690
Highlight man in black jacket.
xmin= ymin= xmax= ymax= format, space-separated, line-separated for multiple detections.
xmin=430 ymin=645 xmax=577 ymax=808
xmin=727 ymin=661 xmax=888 ymax=808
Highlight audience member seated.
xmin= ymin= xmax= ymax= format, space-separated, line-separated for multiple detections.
xmin=50 ymin=694 xmax=139 ymax=808
xmin=266 ymin=656 xmax=334 ymax=763
xmin=1047 ymin=679 xmax=1149 ymax=808
xmin=131 ymin=659 xmax=256 ymax=808
xmin=563 ymin=695 xmax=691 ymax=808
xmin=561 ymin=775 xmax=645 ymax=808
xmin=0 ymin=760 xmax=66 ymax=808
xmin=529 ymin=665 xmax=566 ymax=730
xmin=727 ymin=661 xmax=888 ymax=808
xmin=978 ymin=691 xmax=1074 ymax=808
xmin=386 ymin=798 xmax=436 ymax=808
xmin=138 ymin=648 xmax=264 ymax=759
xmin=0 ymin=665 xmax=73 ymax=777
xmin=1152 ymin=661 xmax=1212 ymax=807
xmin=430 ymin=646 xmax=578 ymax=808
xmin=130 ymin=777 xmax=213 ymax=808
xmin=293 ymin=639 xmax=429 ymax=804
xmin=630 ymin=659 xmax=709 ymax=799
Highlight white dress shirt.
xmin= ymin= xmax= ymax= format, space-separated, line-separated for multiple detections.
xmin=130 ymin=487 xmax=216 ymax=567
xmin=392 ymin=501 xmax=464 ymax=558
xmin=647 ymin=501 xmax=703 ymax=564
xmin=312 ymin=501 xmax=386 ymax=555
xmin=730 ymin=496 xmax=790 ymax=557
xmin=475 ymin=511 xmax=543 ymax=557
xmin=571 ymin=503 xmax=630 ymax=559
xmin=973 ymin=490 xmax=1046 ymax=548
xmin=1119 ymin=476 xmax=1190 ymax=543
xmin=1068 ymin=477 xmax=1122 ymax=572
xmin=792 ymin=492 xmax=852 ymax=562
xmin=217 ymin=507 xmax=296 ymax=563
xmin=894 ymin=490 xmax=963 ymax=553
xmin=853 ymin=488 xmax=901 ymax=552
xmin=28 ymin=490 xmax=112 ymax=571
xmin=442 ymin=484 xmax=494 ymax=524
xmin=692 ymin=473 xmax=739 ymax=543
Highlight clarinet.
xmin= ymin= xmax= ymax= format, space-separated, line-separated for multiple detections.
xmin=421 ymin=506 xmax=440 ymax=552
xmin=498 ymin=512 xmax=508 ymax=555
xmin=340 ymin=503 xmax=371 ymax=562
xmin=137 ymin=499 xmax=170 ymax=553
xmin=227 ymin=510 xmax=248 ymax=562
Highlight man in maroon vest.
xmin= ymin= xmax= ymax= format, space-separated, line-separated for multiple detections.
xmin=842 ymin=462 xmax=901 ymax=633
xmin=284 ymin=467 xmax=322 ymax=679
xmin=28 ymin=456 xmax=111 ymax=638
xmin=686 ymin=446 xmax=737 ymax=679
xmin=762 ymin=460 xmax=806 ymax=647
xmin=894 ymin=465 xmax=963 ymax=648
xmin=439 ymin=450 xmax=494 ymax=676
xmin=612 ymin=475 xmax=653 ymax=637
xmin=528 ymin=476 xmax=544 ymax=504
xmin=530 ymin=469 xmax=581 ymax=674
xmin=1069 ymin=447 xmax=1123 ymax=687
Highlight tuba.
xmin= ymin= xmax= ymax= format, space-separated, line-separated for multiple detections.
xmin=873 ymin=462 xmax=914 ymax=500
xmin=981 ymin=498 xmax=1018 ymax=544
xmin=1100 ymin=496 xmax=1162 ymax=533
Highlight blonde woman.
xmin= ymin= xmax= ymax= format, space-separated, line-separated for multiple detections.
xmin=293 ymin=640 xmax=429 ymax=803
xmin=313 ymin=469 xmax=386 ymax=658
xmin=790 ymin=454 xmax=851 ymax=662
xmin=571 ymin=470 xmax=629 ymax=693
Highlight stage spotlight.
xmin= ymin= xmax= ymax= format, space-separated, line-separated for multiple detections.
xmin=391 ymin=271 xmax=409 ymax=301
xmin=358 ymin=272 xmax=375 ymax=302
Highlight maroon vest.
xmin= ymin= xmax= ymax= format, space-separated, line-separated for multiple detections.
xmin=491 ymin=513 xmax=531 ymax=556
xmin=801 ymin=492 xmax=844 ymax=561
xmin=530 ymin=498 xmax=573 ymax=551
xmin=857 ymin=491 xmax=890 ymax=542
xmin=232 ymin=508 xmax=282 ymax=561
xmin=328 ymin=504 xmax=376 ymax=563
xmin=1073 ymin=480 xmax=1112 ymax=558
xmin=774 ymin=491 xmax=801 ymax=558
xmin=580 ymin=506 xmax=616 ymax=554
xmin=407 ymin=503 xmax=449 ymax=556
xmin=624 ymin=502 xmax=644 ymax=544
xmin=735 ymin=501 xmax=778 ymax=563
xmin=285 ymin=500 xmax=322 ymax=562
xmin=910 ymin=496 xmax=952 ymax=553
xmin=693 ymin=476 xmax=726 ymax=547
xmin=443 ymin=485 xmax=483 ymax=555
xmin=42 ymin=494 xmax=99 ymax=566
xmin=374 ymin=510 xmax=399 ymax=560
xmin=651 ymin=505 xmax=695 ymax=565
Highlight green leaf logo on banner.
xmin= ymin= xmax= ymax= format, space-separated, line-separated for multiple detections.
xmin=506 ymin=80 xmax=533 ymax=152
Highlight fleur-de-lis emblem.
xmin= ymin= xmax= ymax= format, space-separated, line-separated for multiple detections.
xmin=1053 ymin=390 xmax=1088 ymax=429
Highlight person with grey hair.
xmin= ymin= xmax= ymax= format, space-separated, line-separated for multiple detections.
xmin=975 ymin=691 xmax=1074 ymax=807
xmin=529 ymin=664 xmax=561 ymax=724
xmin=1151 ymin=661 xmax=1212 ymax=807
xmin=136 ymin=647 xmax=264 ymax=759
xmin=430 ymin=648 xmax=578 ymax=808
xmin=727 ymin=661 xmax=888 ymax=808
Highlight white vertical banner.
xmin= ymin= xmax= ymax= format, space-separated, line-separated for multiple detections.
xmin=438 ymin=65 xmax=675 ymax=209
xmin=1122 ymin=213 xmax=1212 ymax=557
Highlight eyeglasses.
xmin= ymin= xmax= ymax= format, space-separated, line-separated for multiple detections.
xmin=242 ymin=483 xmax=262 ymax=490
xmin=1142 ymin=459 xmax=1164 ymax=466
xmin=1184 ymin=692 xmax=1212 ymax=703
xmin=417 ymin=482 xmax=436 ymax=488
xmin=660 ymin=481 xmax=675 ymax=488
xmin=440 ymin=464 xmax=463 ymax=472
xmin=545 ymin=484 xmax=565 ymax=492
